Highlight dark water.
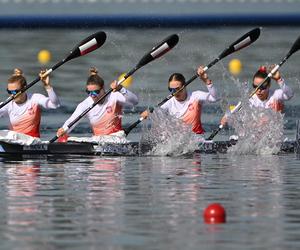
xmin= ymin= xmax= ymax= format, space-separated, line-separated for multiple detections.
xmin=1 ymin=154 xmax=300 ymax=250
xmin=0 ymin=27 xmax=300 ymax=249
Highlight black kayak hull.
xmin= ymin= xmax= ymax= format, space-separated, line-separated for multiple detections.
xmin=0 ymin=140 xmax=297 ymax=157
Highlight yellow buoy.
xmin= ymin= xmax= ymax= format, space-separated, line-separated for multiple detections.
xmin=228 ymin=59 xmax=242 ymax=76
xmin=118 ymin=73 xmax=133 ymax=88
xmin=229 ymin=105 xmax=236 ymax=111
xmin=38 ymin=50 xmax=51 ymax=65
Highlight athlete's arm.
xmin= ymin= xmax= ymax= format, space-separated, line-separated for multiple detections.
xmin=0 ymin=105 xmax=8 ymax=118
xmin=276 ymin=78 xmax=294 ymax=101
xmin=35 ymin=71 xmax=61 ymax=108
xmin=193 ymin=84 xmax=218 ymax=102
xmin=32 ymin=90 xmax=61 ymax=109
xmin=110 ymin=80 xmax=138 ymax=107
xmin=197 ymin=65 xmax=218 ymax=102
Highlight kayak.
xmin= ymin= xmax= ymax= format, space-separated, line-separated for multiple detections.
xmin=0 ymin=139 xmax=297 ymax=157
xmin=0 ymin=141 xmax=140 ymax=156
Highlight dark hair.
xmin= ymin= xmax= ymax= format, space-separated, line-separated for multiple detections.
xmin=253 ymin=66 xmax=271 ymax=85
xmin=168 ymin=73 xmax=185 ymax=85
xmin=87 ymin=67 xmax=104 ymax=88
xmin=8 ymin=68 xmax=27 ymax=88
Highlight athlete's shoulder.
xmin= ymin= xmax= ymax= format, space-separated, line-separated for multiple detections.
xmin=30 ymin=93 xmax=46 ymax=101
xmin=78 ymin=97 xmax=92 ymax=107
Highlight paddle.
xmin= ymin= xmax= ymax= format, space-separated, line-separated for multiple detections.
xmin=124 ymin=27 xmax=261 ymax=136
xmin=206 ymin=101 xmax=242 ymax=140
xmin=49 ymin=34 xmax=179 ymax=143
xmin=250 ymin=35 xmax=300 ymax=97
xmin=0 ymin=31 xmax=107 ymax=109
xmin=207 ymin=34 xmax=300 ymax=141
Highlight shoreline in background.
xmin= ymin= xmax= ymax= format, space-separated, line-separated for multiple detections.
xmin=1 ymin=14 xmax=300 ymax=28
xmin=0 ymin=0 xmax=299 ymax=28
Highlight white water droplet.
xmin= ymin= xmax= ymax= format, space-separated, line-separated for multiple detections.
xmin=140 ymin=108 xmax=202 ymax=156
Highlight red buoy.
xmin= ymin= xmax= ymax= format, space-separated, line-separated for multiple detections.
xmin=203 ymin=203 xmax=226 ymax=224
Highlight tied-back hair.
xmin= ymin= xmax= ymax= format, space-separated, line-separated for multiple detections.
xmin=8 ymin=68 xmax=27 ymax=87
xmin=87 ymin=67 xmax=104 ymax=88
xmin=253 ymin=66 xmax=271 ymax=85
xmin=168 ymin=73 xmax=185 ymax=85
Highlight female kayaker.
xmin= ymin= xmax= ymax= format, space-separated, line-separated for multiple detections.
xmin=141 ymin=65 xmax=218 ymax=134
xmin=221 ymin=65 xmax=294 ymax=126
xmin=56 ymin=67 xmax=138 ymax=138
xmin=0 ymin=68 xmax=60 ymax=138
xmin=249 ymin=65 xmax=293 ymax=111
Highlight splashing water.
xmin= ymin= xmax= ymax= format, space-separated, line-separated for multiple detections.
xmin=140 ymin=108 xmax=201 ymax=156
xmin=227 ymin=93 xmax=284 ymax=155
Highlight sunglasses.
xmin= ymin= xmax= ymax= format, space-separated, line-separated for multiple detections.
xmin=86 ymin=89 xmax=101 ymax=97
xmin=7 ymin=89 xmax=21 ymax=95
xmin=168 ymin=87 xmax=182 ymax=94
xmin=252 ymin=83 xmax=269 ymax=90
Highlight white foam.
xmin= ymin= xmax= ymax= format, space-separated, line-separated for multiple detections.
xmin=140 ymin=108 xmax=201 ymax=156
xmin=227 ymin=97 xmax=284 ymax=155
xmin=0 ymin=130 xmax=43 ymax=145
xmin=67 ymin=130 xmax=130 ymax=144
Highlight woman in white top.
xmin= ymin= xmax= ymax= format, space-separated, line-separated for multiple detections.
xmin=142 ymin=65 xmax=218 ymax=134
xmin=249 ymin=66 xmax=293 ymax=111
xmin=56 ymin=67 xmax=138 ymax=138
xmin=0 ymin=68 xmax=60 ymax=138
xmin=221 ymin=65 xmax=294 ymax=127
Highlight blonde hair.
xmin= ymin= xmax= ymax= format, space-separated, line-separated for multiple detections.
xmin=89 ymin=67 xmax=98 ymax=76
xmin=87 ymin=67 xmax=104 ymax=88
xmin=8 ymin=68 xmax=27 ymax=87
xmin=13 ymin=68 xmax=23 ymax=76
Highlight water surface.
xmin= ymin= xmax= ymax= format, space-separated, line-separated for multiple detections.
xmin=0 ymin=27 xmax=300 ymax=249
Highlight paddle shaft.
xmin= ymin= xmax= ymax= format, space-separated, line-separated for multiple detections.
xmin=206 ymin=101 xmax=242 ymax=140
xmin=124 ymin=117 xmax=145 ymax=136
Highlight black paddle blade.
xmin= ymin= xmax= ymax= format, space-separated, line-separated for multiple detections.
xmin=219 ymin=28 xmax=261 ymax=59
xmin=137 ymin=34 xmax=179 ymax=68
xmin=66 ymin=31 xmax=107 ymax=61
xmin=288 ymin=35 xmax=300 ymax=56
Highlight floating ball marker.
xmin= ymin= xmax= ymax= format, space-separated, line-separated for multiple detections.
xmin=203 ymin=203 xmax=226 ymax=224
xmin=229 ymin=58 xmax=242 ymax=76
xmin=229 ymin=105 xmax=236 ymax=111
xmin=118 ymin=73 xmax=133 ymax=88
xmin=38 ymin=49 xmax=51 ymax=65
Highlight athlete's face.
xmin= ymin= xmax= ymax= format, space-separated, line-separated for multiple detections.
xmin=86 ymin=84 xmax=105 ymax=101
xmin=168 ymin=80 xmax=187 ymax=102
xmin=7 ymin=81 xmax=26 ymax=104
xmin=253 ymin=76 xmax=270 ymax=101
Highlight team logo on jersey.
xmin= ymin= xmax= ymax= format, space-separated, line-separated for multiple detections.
xmin=27 ymin=106 xmax=35 ymax=115
xmin=106 ymin=106 xmax=113 ymax=113
xmin=269 ymin=101 xmax=284 ymax=112
xmin=188 ymin=103 xmax=194 ymax=111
